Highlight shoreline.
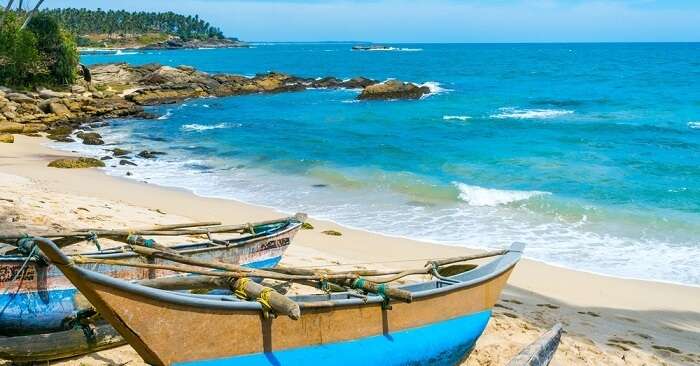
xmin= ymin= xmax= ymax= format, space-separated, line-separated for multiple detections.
xmin=2 ymin=135 xmax=699 ymax=365
xmin=46 ymin=129 xmax=698 ymax=290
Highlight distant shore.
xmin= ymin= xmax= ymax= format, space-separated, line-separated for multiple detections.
xmin=1 ymin=135 xmax=698 ymax=365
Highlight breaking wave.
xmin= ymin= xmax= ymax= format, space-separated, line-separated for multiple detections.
xmin=443 ymin=115 xmax=472 ymax=121
xmin=688 ymin=121 xmax=700 ymax=129
xmin=490 ymin=107 xmax=574 ymax=119
xmin=454 ymin=182 xmax=550 ymax=207
xmin=181 ymin=123 xmax=235 ymax=132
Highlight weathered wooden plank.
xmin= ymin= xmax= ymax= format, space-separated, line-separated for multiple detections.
xmin=507 ymin=323 xmax=563 ymax=366
xmin=0 ymin=323 xmax=124 ymax=363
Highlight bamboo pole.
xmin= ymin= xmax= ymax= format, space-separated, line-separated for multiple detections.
xmin=231 ymin=278 xmax=300 ymax=320
xmin=75 ymin=221 xmax=222 ymax=233
xmin=19 ymin=0 xmax=43 ymax=30
xmin=137 ymin=275 xmax=230 ymax=291
xmin=0 ymin=216 xmax=296 ymax=240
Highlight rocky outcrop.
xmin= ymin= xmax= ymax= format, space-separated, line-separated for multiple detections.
xmin=48 ymin=157 xmax=106 ymax=168
xmin=0 ymin=134 xmax=14 ymax=143
xmin=0 ymin=63 xmax=431 ymax=145
xmin=357 ymin=80 xmax=430 ymax=100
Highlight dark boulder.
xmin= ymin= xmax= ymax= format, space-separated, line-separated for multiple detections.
xmin=357 ymin=80 xmax=430 ymax=100
xmin=137 ymin=150 xmax=166 ymax=159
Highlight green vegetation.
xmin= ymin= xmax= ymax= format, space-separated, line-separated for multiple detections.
xmin=0 ymin=11 xmax=78 ymax=88
xmin=43 ymin=8 xmax=226 ymax=42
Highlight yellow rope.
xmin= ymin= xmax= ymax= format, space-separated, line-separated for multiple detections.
xmin=257 ymin=288 xmax=273 ymax=311
xmin=234 ymin=278 xmax=251 ymax=299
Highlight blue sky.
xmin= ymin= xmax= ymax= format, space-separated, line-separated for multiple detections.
xmin=47 ymin=0 xmax=700 ymax=42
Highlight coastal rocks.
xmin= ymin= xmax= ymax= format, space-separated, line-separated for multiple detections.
xmin=0 ymin=122 xmax=24 ymax=133
xmin=110 ymin=148 xmax=131 ymax=157
xmin=38 ymin=89 xmax=71 ymax=99
xmin=137 ymin=150 xmax=166 ymax=159
xmin=119 ymin=159 xmax=137 ymax=166
xmin=5 ymin=93 xmax=35 ymax=103
xmin=76 ymin=132 xmax=104 ymax=145
xmin=48 ymin=102 xmax=71 ymax=116
xmin=0 ymin=134 xmax=14 ymax=143
xmin=357 ymin=80 xmax=431 ymax=100
xmin=343 ymin=77 xmax=377 ymax=89
xmin=48 ymin=157 xmax=106 ymax=169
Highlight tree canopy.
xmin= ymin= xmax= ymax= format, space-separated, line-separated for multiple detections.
xmin=0 ymin=11 xmax=78 ymax=87
xmin=42 ymin=8 xmax=225 ymax=41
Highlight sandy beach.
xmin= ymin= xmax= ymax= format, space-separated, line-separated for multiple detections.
xmin=1 ymin=135 xmax=699 ymax=366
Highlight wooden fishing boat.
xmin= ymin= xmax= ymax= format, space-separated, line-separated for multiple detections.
xmin=36 ymin=238 xmax=523 ymax=366
xmin=0 ymin=215 xmax=304 ymax=337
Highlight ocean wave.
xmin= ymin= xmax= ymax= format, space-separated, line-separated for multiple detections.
xmin=454 ymin=182 xmax=550 ymax=206
xmin=688 ymin=121 xmax=700 ymax=129
xmin=157 ymin=109 xmax=173 ymax=120
xmin=181 ymin=123 xmax=235 ymax=132
xmin=420 ymin=82 xmax=452 ymax=97
xmin=490 ymin=107 xmax=574 ymax=119
xmin=114 ymin=50 xmax=138 ymax=56
xmin=367 ymin=47 xmax=423 ymax=52
xmin=443 ymin=115 xmax=471 ymax=121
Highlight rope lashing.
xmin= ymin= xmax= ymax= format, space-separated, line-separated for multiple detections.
xmin=234 ymin=278 xmax=251 ymax=299
xmin=376 ymin=284 xmax=391 ymax=310
xmin=86 ymin=232 xmax=101 ymax=251
xmin=257 ymin=287 xmax=275 ymax=319
xmin=351 ymin=277 xmax=366 ymax=290
xmin=127 ymin=234 xmax=156 ymax=248
xmin=319 ymin=274 xmax=331 ymax=294
xmin=16 ymin=234 xmax=35 ymax=256
xmin=352 ymin=277 xmax=391 ymax=309
xmin=246 ymin=223 xmax=256 ymax=235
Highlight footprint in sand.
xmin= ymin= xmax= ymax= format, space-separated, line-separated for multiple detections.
xmin=536 ymin=303 xmax=560 ymax=309
xmin=494 ymin=303 xmax=514 ymax=311
xmin=503 ymin=299 xmax=523 ymax=305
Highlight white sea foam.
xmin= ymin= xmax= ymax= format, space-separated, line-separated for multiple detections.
xmin=688 ymin=121 xmax=700 ymax=129
xmin=157 ymin=109 xmax=173 ymax=120
xmin=420 ymin=82 xmax=452 ymax=97
xmin=367 ymin=47 xmax=423 ymax=52
xmin=454 ymin=182 xmax=550 ymax=207
xmin=181 ymin=123 xmax=233 ymax=132
xmin=443 ymin=115 xmax=472 ymax=121
xmin=490 ymin=107 xmax=574 ymax=119
xmin=114 ymin=50 xmax=138 ymax=56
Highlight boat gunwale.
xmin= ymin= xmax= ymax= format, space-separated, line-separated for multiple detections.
xmin=39 ymin=239 xmax=523 ymax=313
xmin=0 ymin=219 xmax=302 ymax=264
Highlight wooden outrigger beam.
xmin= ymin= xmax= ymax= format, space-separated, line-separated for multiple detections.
xmin=0 ymin=216 xmax=303 ymax=241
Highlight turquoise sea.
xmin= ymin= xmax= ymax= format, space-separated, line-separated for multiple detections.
xmin=71 ymin=43 xmax=700 ymax=285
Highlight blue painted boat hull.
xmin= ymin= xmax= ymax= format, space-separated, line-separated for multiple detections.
xmin=0 ymin=220 xmax=301 ymax=336
xmin=0 ymin=256 xmax=282 ymax=336
xmin=176 ymin=310 xmax=491 ymax=366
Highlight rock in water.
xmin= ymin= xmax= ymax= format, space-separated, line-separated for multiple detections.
xmin=0 ymin=134 xmax=14 ymax=143
xmin=111 ymin=148 xmax=131 ymax=156
xmin=48 ymin=158 xmax=105 ymax=169
xmin=76 ymin=131 xmax=104 ymax=145
xmin=357 ymin=80 xmax=431 ymax=100
xmin=119 ymin=159 xmax=137 ymax=166
xmin=137 ymin=150 xmax=166 ymax=159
